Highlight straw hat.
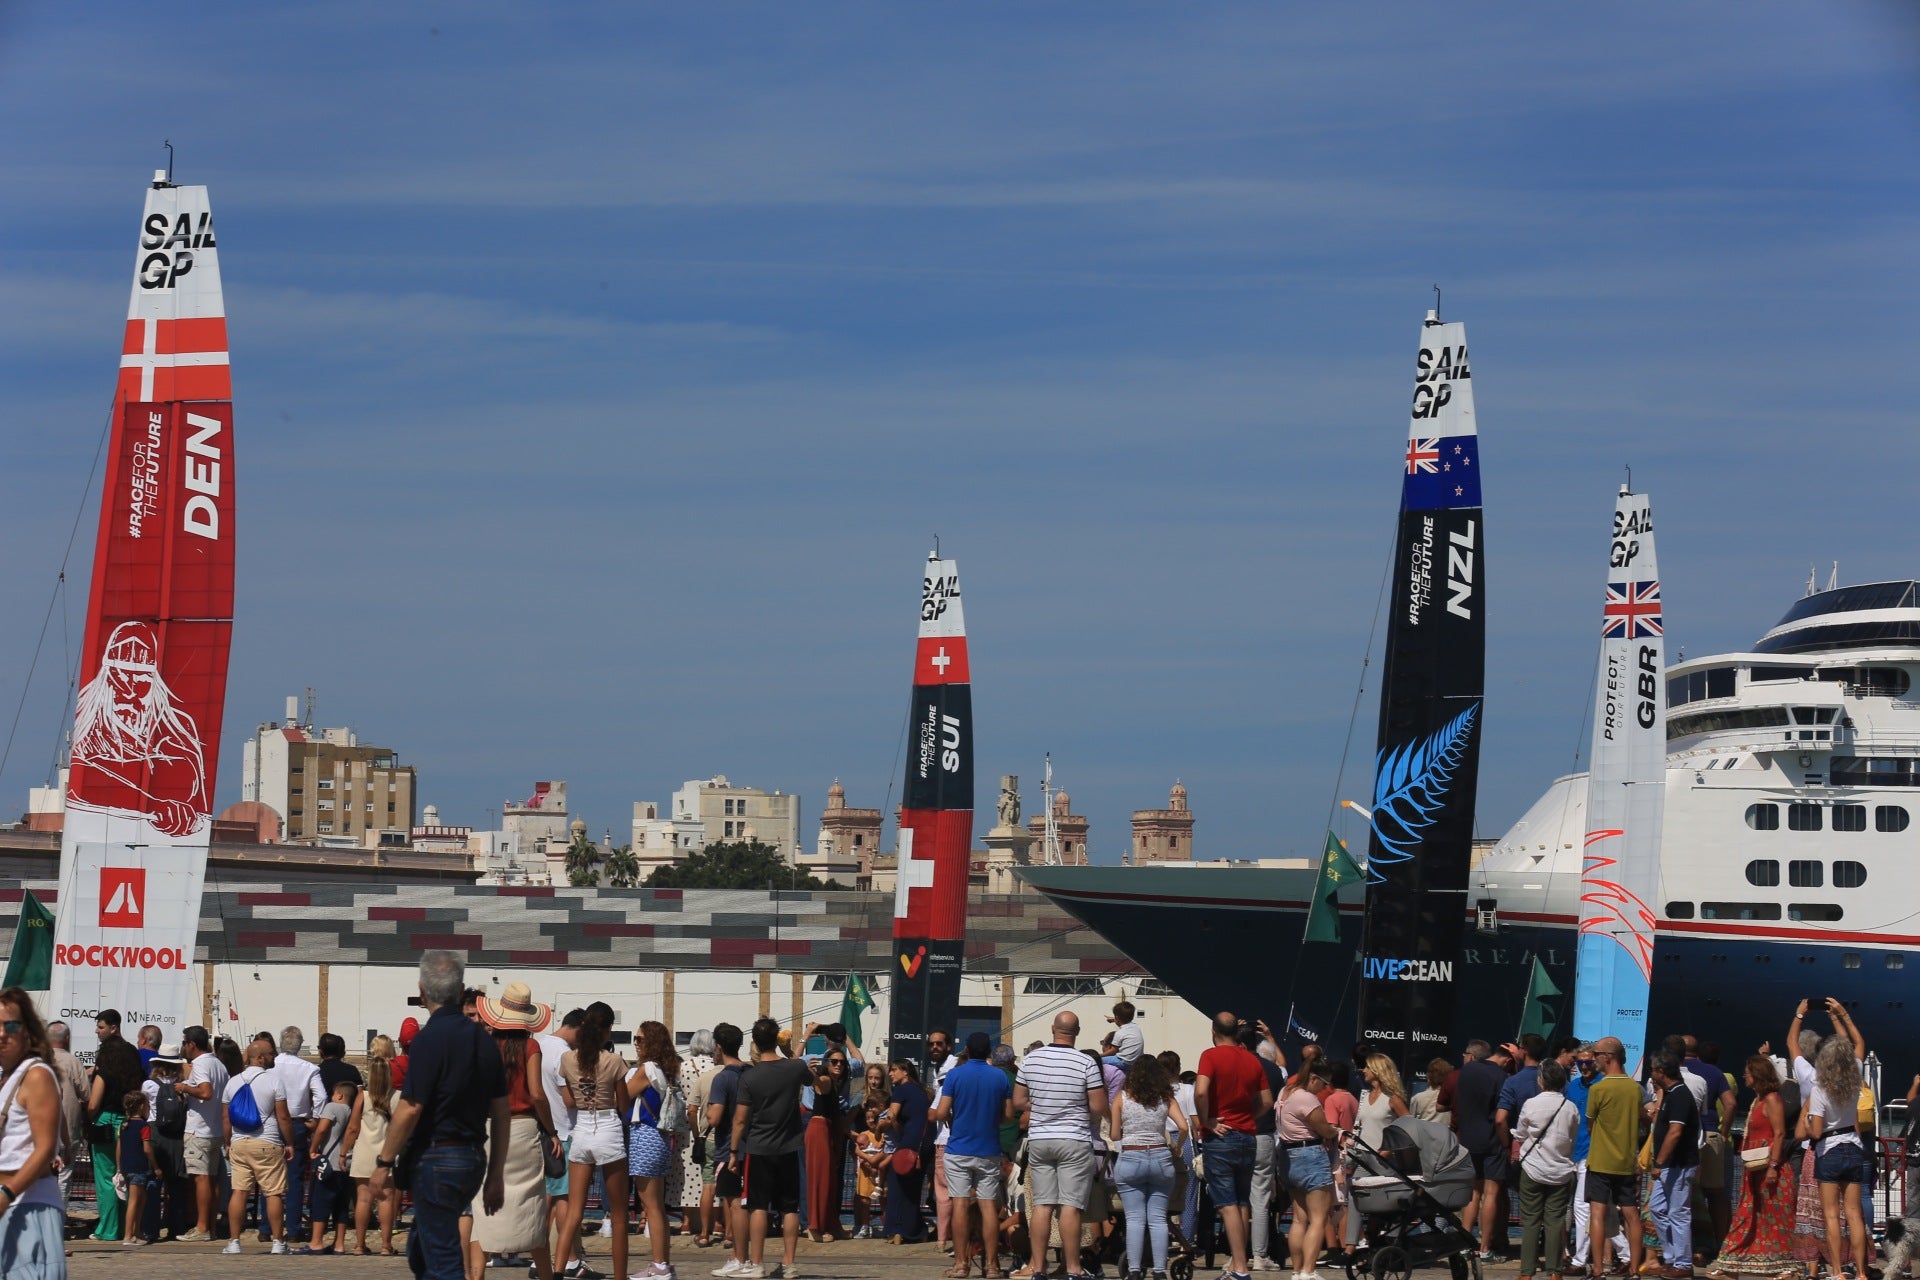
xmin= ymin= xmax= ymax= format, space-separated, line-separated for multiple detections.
xmin=152 ymin=1042 xmax=186 ymax=1066
xmin=479 ymin=981 xmax=551 ymax=1033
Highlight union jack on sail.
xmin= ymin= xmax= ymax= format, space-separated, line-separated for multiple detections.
xmin=1405 ymin=438 xmax=1440 ymax=475
xmin=1602 ymin=580 xmax=1662 ymax=639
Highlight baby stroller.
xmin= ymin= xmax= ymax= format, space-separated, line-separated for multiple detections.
xmin=1343 ymin=1116 xmax=1481 ymax=1280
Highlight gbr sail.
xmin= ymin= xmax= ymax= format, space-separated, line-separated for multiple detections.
xmin=888 ymin=553 xmax=973 ymax=1073
xmin=1574 ymin=486 xmax=1664 ymax=1071
xmin=48 ymin=171 xmax=236 ymax=1060
xmin=1357 ymin=310 xmax=1485 ymax=1069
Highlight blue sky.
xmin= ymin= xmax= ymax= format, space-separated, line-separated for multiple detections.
xmin=3 ymin=4 xmax=1918 ymax=859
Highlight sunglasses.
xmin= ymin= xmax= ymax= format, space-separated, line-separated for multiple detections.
xmin=0 ymin=1020 xmax=22 ymax=1036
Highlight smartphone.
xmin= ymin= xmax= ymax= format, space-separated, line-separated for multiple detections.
xmin=1808 ymin=997 xmax=1827 ymax=1010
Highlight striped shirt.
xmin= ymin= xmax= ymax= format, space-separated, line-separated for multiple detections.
xmin=1016 ymin=1045 xmax=1103 ymax=1142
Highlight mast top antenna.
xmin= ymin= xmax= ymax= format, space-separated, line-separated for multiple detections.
xmin=154 ymin=141 xmax=176 ymax=189
xmin=1424 ymin=284 xmax=1443 ymax=327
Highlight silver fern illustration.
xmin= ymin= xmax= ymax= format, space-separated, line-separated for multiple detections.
xmin=1369 ymin=701 xmax=1479 ymax=878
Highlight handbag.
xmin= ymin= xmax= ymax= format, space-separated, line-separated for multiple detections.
xmin=889 ymin=1147 xmax=920 ymax=1176
xmin=1740 ymin=1145 xmax=1771 ymax=1170
xmin=540 ymin=1126 xmax=565 ymax=1181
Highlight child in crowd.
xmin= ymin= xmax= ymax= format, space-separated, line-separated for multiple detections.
xmin=855 ymin=1105 xmax=888 ymax=1238
xmin=302 ymin=1081 xmax=358 ymax=1255
xmin=118 ymin=1091 xmax=155 ymax=1247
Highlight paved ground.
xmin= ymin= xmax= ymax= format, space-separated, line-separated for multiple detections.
xmin=63 ymin=1234 xmax=1522 ymax=1279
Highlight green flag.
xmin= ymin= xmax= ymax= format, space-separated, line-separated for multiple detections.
xmin=1303 ymin=831 xmax=1364 ymax=944
xmin=839 ymin=971 xmax=874 ymax=1048
xmin=2 ymin=890 xmax=55 ymax=990
xmin=1517 ymin=956 xmax=1563 ymax=1041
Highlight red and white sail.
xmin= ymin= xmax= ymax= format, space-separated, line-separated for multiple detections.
xmin=888 ymin=553 xmax=974 ymax=1069
xmin=49 ymin=173 xmax=235 ymax=1060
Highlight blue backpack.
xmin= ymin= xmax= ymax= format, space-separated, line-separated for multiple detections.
xmin=227 ymin=1071 xmax=262 ymax=1131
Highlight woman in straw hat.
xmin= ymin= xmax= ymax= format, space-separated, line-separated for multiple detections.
xmin=470 ymin=983 xmax=564 ymax=1280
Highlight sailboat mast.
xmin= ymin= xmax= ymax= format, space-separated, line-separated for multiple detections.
xmin=1574 ymin=484 xmax=1665 ymax=1071
xmin=48 ymin=169 xmax=237 ymax=1057
xmin=887 ymin=552 xmax=974 ymax=1077
xmin=1356 ymin=308 xmax=1486 ymax=1073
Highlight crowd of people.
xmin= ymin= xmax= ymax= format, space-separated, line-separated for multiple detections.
xmin=0 ymin=976 xmax=1906 ymax=1280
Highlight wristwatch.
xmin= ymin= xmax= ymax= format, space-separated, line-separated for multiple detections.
xmin=376 ymin=1155 xmax=396 ymax=1169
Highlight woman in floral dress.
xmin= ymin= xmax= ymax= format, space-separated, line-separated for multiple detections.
xmin=1706 ymin=1058 xmax=1798 ymax=1280
xmin=674 ymin=1030 xmax=715 ymax=1215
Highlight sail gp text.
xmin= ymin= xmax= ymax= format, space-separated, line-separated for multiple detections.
xmin=138 ymin=210 xmax=215 ymax=291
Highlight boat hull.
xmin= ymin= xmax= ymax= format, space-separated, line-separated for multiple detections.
xmin=1017 ymin=865 xmax=1912 ymax=1070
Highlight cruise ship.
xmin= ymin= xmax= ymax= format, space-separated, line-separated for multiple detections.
xmin=1020 ymin=579 xmax=1920 ymax=1066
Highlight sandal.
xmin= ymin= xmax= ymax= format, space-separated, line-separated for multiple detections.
xmin=946 ymin=1268 xmax=975 ymax=1279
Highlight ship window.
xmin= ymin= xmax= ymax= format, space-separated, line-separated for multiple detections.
xmin=1749 ymin=665 xmax=1811 ymax=683
xmin=1832 ymin=804 xmax=1866 ymax=832
xmin=1701 ymin=902 xmax=1783 ymax=920
xmin=1843 ymin=952 xmax=1862 ymax=969
xmin=1745 ymin=860 xmax=1780 ymax=887
xmin=1789 ymin=903 xmax=1843 ymax=922
xmin=1817 ymin=666 xmax=1911 ymax=698
xmin=1787 ymin=804 xmax=1823 ymax=832
xmin=1135 ymin=979 xmax=1175 ymax=996
xmin=1666 ymin=902 xmax=1695 ymax=919
xmin=1791 ymin=707 xmax=1838 ymax=724
xmin=1789 ymin=860 xmax=1823 ymax=887
xmin=1708 ymin=668 xmax=1736 ymax=699
xmin=1833 ymin=757 xmax=1920 ymax=787
xmin=1833 ymin=860 xmax=1867 ymax=888
xmin=1889 ymin=954 xmax=1907 ymax=970
xmin=1745 ymin=804 xmax=1780 ymax=831
xmin=1670 ymin=706 xmax=1791 ymax=740
xmin=1876 ymin=805 xmax=1909 ymax=832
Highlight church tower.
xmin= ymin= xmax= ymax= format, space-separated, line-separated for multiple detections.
xmin=1129 ymin=780 xmax=1195 ymax=865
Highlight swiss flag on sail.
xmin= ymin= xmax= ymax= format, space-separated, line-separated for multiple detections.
xmin=119 ymin=318 xmax=231 ymax=402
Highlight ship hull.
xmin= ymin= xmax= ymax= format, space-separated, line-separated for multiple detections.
xmin=1017 ymin=865 xmax=1914 ymax=1071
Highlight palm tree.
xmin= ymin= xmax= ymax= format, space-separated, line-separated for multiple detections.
xmin=564 ymin=830 xmax=600 ymax=887
xmin=603 ymin=843 xmax=640 ymax=888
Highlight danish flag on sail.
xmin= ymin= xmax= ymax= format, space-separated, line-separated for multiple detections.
xmin=888 ymin=553 xmax=974 ymax=1071
xmin=49 ymin=172 xmax=236 ymax=1062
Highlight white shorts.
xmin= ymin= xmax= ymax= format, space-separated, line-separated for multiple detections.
xmin=569 ymin=1111 xmax=625 ymax=1167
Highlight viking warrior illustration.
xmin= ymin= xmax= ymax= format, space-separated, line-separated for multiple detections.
xmin=70 ymin=621 xmax=208 ymax=837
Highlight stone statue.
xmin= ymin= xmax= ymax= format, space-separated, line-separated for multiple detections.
xmin=996 ymin=775 xmax=1021 ymax=829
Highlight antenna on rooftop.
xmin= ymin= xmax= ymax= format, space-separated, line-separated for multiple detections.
xmin=304 ymin=686 xmax=315 ymax=729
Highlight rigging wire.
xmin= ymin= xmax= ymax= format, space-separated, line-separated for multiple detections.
xmin=1283 ymin=522 xmax=1398 ymax=1024
xmin=0 ymin=395 xmax=114 ymax=793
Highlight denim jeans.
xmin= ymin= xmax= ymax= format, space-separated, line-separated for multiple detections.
xmin=1116 ymin=1148 xmax=1176 ymax=1274
xmin=408 ymin=1145 xmax=488 ymax=1280
xmin=1648 ymin=1165 xmax=1695 ymax=1268
xmin=1201 ymin=1130 xmax=1256 ymax=1209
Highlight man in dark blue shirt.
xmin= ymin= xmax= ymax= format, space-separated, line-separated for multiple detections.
xmin=370 ymin=952 xmax=508 ymax=1280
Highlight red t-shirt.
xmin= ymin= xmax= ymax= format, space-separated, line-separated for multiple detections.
xmin=1198 ymin=1045 xmax=1268 ymax=1134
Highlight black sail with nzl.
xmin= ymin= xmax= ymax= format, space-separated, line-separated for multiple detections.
xmin=1357 ymin=310 xmax=1485 ymax=1070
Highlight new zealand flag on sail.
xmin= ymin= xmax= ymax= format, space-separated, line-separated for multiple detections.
xmin=1402 ymin=435 xmax=1481 ymax=511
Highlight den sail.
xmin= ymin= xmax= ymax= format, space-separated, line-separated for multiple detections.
xmin=1574 ymin=486 xmax=1665 ymax=1071
xmin=48 ymin=171 xmax=236 ymax=1060
xmin=1357 ymin=309 xmax=1485 ymax=1068
xmin=888 ymin=552 xmax=974 ymax=1073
